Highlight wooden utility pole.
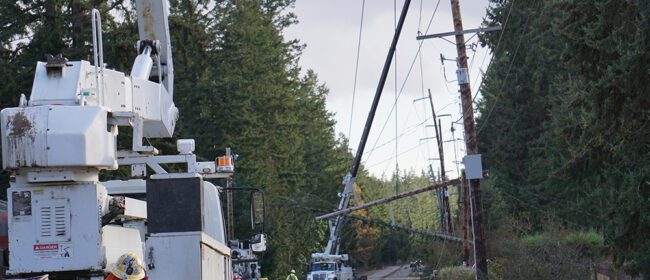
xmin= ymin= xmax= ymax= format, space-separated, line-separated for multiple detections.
xmin=438 ymin=118 xmax=453 ymax=233
xmin=416 ymin=1 xmax=496 ymax=278
xmin=449 ymin=0 xmax=488 ymax=278
xmin=428 ymin=91 xmax=447 ymax=181
xmin=427 ymin=89 xmax=453 ymax=233
xmin=226 ymin=178 xmax=234 ymax=240
xmin=226 ymin=148 xmax=235 ymax=240
xmin=428 ymin=164 xmax=445 ymax=230
xmin=461 ymin=170 xmax=470 ymax=265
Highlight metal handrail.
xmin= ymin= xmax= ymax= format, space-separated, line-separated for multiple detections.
xmin=91 ymin=9 xmax=105 ymax=104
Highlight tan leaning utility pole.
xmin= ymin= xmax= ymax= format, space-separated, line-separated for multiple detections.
xmin=427 ymin=89 xmax=453 ymax=233
xmin=450 ymin=0 xmax=488 ymax=278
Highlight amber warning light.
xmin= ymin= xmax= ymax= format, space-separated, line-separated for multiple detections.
xmin=216 ymin=156 xmax=234 ymax=173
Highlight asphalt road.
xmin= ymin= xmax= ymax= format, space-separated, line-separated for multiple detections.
xmin=363 ymin=265 xmax=421 ymax=280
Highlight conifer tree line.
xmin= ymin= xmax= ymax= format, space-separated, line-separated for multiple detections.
xmin=478 ymin=0 xmax=650 ymax=276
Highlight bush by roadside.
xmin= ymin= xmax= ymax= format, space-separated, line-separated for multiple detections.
xmin=437 ymin=266 xmax=474 ymax=280
xmin=487 ymin=218 xmax=603 ymax=280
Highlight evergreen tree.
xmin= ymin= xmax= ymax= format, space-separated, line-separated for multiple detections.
xmin=203 ymin=1 xmax=352 ymax=277
xmin=479 ymin=0 xmax=650 ymax=276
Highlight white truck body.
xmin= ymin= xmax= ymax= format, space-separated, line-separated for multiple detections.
xmin=307 ymin=262 xmax=353 ymax=280
xmin=307 ymin=254 xmax=353 ymax=280
xmin=146 ymin=232 xmax=231 ymax=280
xmin=1 ymin=0 xmax=238 ymax=279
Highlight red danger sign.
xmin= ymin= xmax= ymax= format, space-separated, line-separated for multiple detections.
xmin=34 ymin=244 xmax=58 ymax=251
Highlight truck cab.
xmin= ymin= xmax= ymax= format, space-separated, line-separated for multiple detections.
xmin=307 ymin=255 xmax=353 ymax=280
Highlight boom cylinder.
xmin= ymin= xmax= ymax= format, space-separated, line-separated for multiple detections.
xmin=131 ymin=46 xmax=153 ymax=80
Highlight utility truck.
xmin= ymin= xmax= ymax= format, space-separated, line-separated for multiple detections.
xmin=307 ymin=253 xmax=353 ymax=280
xmin=305 ymin=175 xmax=356 ymax=280
xmin=228 ymin=188 xmax=267 ymax=280
xmin=230 ymin=235 xmax=266 ymax=280
xmin=1 ymin=0 xmax=265 ymax=279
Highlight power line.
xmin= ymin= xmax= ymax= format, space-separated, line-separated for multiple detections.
xmin=418 ymin=0 xmax=424 ymax=29
xmin=362 ymin=101 xmax=417 ymax=163
xmin=381 ymin=146 xmax=397 ymax=177
xmin=364 ymin=0 xmax=443 ymax=164
xmin=363 ymin=112 xmax=432 ymax=161
xmin=394 ymin=0 xmax=399 ymax=198
xmin=389 ymin=0 xmax=400 ymax=225
xmin=378 ymin=110 xmax=419 ymax=176
xmin=367 ymin=140 xmax=430 ymax=169
xmin=470 ymin=0 xmax=517 ymax=103
xmin=362 ymin=99 xmax=457 ymax=175
xmin=436 ymin=235 xmax=448 ymax=269
xmin=417 ymin=0 xmax=431 ymax=165
xmin=349 ymin=0 xmax=366 ymax=140
xmin=476 ymin=0 xmax=535 ymax=137
xmin=467 ymin=42 xmax=478 ymax=76
xmin=497 ymin=189 xmax=599 ymax=231
xmin=347 ymin=0 xmax=412 ymax=179
xmin=470 ymin=47 xmax=490 ymax=101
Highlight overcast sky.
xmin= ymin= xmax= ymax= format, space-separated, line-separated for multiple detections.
xmin=284 ymin=0 xmax=493 ymax=179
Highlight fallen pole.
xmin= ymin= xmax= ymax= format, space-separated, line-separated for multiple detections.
xmin=347 ymin=215 xmax=465 ymax=243
xmin=316 ymin=179 xmax=460 ymax=221
xmin=272 ymin=202 xmax=463 ymax=242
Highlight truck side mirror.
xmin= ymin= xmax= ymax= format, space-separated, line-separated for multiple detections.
xmin=250 ymin=191 xmax=265 ymax=230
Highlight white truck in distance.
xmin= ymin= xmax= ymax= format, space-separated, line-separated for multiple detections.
xmin=307 ymin=253 xmax=353 ymax=280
